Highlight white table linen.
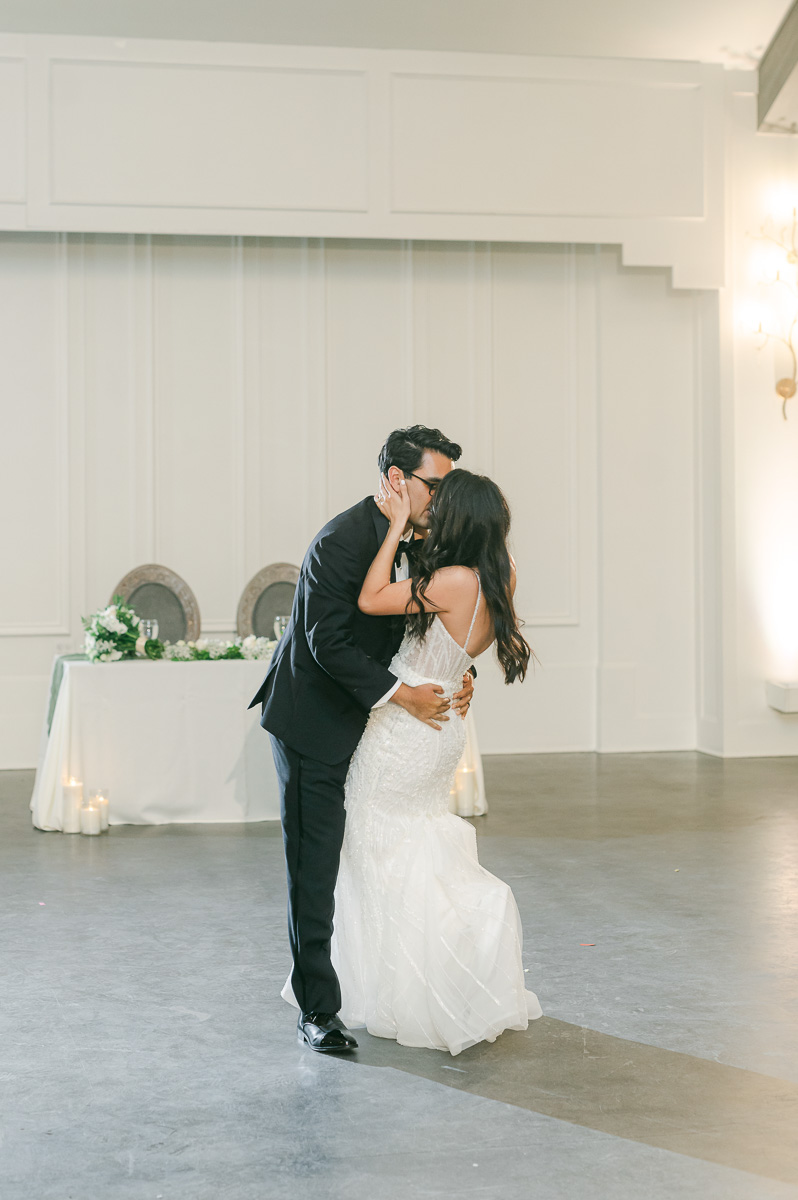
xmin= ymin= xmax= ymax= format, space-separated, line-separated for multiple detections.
xmin=31 ymin=658 xmax=279 ymax=829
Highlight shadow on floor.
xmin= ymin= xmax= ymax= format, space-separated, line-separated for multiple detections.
xmin=349 ymin=1017 xmax=798 ymax=1185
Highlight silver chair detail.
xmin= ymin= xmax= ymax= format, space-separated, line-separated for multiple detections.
xmin=237 ymin=563 xmax=299 ymax=639
xmin=111 ymin=564 xmax=201 ymax=644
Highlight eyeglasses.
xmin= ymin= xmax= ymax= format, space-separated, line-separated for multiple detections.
xmin=408 ymin=473 xmax=440 ymax=495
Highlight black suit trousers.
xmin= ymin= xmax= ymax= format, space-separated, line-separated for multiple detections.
xmin=269 ymin=733 xmax=351 ymax=1015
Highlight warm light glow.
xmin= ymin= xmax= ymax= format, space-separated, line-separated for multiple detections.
xmin=744 ymin=206 xmax=798 ymax=417
xmin=752 ymin=476 xmax=798 ymax=680
xmin=762 ymin=184 xmax=798 ymax=225
xmin=749 ymin=239 xmax=787 ymax=287
xmin=736 ymin=298 xmax=768 ymax=338
xmin=743 ymin=200 xmax=798 ymax=677
xmin=761 ymin=568 xmax=798 ymax=674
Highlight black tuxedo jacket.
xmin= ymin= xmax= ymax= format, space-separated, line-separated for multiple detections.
xmin=248 ymin=496 xmax=405 ymax=765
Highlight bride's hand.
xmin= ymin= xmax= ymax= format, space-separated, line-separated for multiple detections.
xmin=375 ymin=473 xmax=411 ymax=529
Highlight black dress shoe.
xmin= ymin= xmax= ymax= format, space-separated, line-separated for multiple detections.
xmin=297 ymin=1011 xmax=358 ymax=1053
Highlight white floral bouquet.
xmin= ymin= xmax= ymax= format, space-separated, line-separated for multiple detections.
xmin=238 ymin=635 xmax=276 ymax=662
xmin=82 ymin=598 xmax=277 ymax=666
xmin=82 ymin=595 xmax=162 ymax=662
xmin=164 ymin=636 xmax=276 ymax=664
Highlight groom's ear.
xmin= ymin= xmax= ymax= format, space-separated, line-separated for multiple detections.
xmin=386 ymin=465 xmax=405 ymax=491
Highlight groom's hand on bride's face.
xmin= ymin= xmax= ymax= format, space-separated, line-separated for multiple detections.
xmin=391 ymin=682 xmax=450 ymax=730
xmin=453 ymin=672 xmax=474 ymax=720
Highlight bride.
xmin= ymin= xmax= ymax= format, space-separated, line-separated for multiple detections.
xmin=327 ymin=467 xmax=542 ymax=1056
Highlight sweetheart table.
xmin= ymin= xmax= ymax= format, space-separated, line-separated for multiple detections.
xmin=30 ymin=655 xmax=486 ymax=831
xmin=30 ymin=656 xmax=280 ymax=830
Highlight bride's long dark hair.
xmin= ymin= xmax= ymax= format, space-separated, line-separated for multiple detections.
xmin=407 ymin=469 xmax=532 ymax=684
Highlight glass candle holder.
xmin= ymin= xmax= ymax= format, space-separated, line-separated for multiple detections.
xmin=455 ymin=766 xmax=477 ymax=815
xmin=80 ymin=803 xmax=101 ymax=836
xmin=90 ymin=791 xmax=110 ymax=833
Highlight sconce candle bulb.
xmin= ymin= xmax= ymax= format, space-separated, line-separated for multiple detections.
xmin=751 ymin=207 xmax=798 ymax=418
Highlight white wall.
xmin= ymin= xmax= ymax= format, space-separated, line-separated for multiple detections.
xmin=0 ymin=233 xmax=704 ymax=767
xmin=2 ymin=40 xmax=795 ymax=768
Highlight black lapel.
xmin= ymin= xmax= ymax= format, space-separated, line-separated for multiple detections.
xmin=368 ymin=497 xmax=396 ymax=581
xmin=369 ymin=497 xmax=389 ymax=546
xmin=365 ymin=496 xmax=403 ymax=640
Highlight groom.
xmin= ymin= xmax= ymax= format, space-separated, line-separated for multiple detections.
xmin=249 ymin=425 xmax=474 ymax=1052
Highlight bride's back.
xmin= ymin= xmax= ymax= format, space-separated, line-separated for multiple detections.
xmin=432 ymin=566 xmax=494 ymax=658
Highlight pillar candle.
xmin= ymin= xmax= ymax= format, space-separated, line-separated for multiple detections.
xmin=80 ymin=804 xmax=101 ymax=836
xmin=455 ymin=766 xmax=477 ymax=817
xmin=62 ymin=778 xmax=83 ymax=834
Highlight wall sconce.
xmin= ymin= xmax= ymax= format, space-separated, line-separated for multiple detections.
xmin=751 ymin=207 xmax=798 ymax=419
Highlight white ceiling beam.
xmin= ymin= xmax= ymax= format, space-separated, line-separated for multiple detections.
xmin=758 ymin=0 xmax=798 ymax=127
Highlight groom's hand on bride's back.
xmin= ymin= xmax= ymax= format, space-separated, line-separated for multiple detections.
xmin=391 ymin=682 xmax=450 ymax=730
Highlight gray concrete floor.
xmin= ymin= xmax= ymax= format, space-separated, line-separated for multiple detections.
xmin=2 ymin=752 xmax=798 ymax=1200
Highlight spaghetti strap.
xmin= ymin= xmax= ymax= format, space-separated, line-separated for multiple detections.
xmin=463 ymin=570 xmax=482 ymax=655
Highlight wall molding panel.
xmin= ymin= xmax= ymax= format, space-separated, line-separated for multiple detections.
xmin=49 ymin=60 xmax=370 ymax=213
xmin=595 ymin=246 xmax=698 ymax=752
xmin=0 ymin=231 xmax=703 ymax=766
xmin=491 ymin=242 xmax=583 ymax=628
xmin=0 ymin=231 xmax=71 ymax=637
xmin=694 ymin=290 xmax=724 ymax=754
xmin=0 ymin=33 xmax=730 ymax=289
xmin=389 ymin=75 xmax=704 ymax=218
xmin=134 ymin=234 xmax=157 ymax=567
xmin=0 ymin=50 xmax=26 ymax=229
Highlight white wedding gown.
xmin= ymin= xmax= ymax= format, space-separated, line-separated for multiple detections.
xmin=322 ymin=574 xmax=542 ymax=1055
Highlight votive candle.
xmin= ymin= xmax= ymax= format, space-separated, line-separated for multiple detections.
xmin=80 ymin=803 xmax=101 ymax=836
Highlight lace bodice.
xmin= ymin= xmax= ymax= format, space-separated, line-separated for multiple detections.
xmin=390 ymin=572 xmax=482 ymax=692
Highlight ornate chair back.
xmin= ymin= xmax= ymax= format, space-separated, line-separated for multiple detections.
xmin=237 ymin=564 xmax=300 ymax=639
xmin=111 ymin=565 xmax=201 ymax=643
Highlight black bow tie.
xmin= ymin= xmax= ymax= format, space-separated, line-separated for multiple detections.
xmin=394 ymin=538 xmax=420 ymax=569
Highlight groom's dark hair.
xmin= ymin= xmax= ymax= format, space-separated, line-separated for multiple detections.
xmin=378 ymin=425 xmax=462 ymax=476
